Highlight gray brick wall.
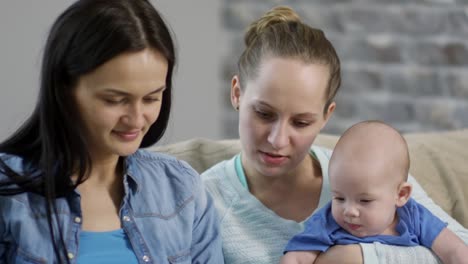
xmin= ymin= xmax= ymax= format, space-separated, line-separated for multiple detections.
xmin=221 ymin=0 xmax=468 ymax=138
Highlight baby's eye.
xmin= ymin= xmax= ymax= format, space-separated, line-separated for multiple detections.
xmin=360 ymin=199 xmax=373 ymax=203
xmin=333 ymin=197 xmax=345 ymax=202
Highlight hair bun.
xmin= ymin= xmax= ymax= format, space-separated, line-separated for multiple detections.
xmin=244 ymin=6 xmax=302 ymax=47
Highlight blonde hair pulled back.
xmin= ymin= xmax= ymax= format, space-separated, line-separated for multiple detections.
xmin=238 ymin=6 xmax=341 ymax=113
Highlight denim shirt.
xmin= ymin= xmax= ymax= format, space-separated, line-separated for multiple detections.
xmin=0 ymin=150 xmax=224 ymax=264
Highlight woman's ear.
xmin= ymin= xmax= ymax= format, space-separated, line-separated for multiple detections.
xmin=231 ymin=75 xmax=242 ymax=111
xmin=321 ymin=102 xmax=336 ymax=129
xmin=396 ymin=182 xmax=412 ymax=207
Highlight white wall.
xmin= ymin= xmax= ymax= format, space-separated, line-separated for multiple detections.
xmin=154 ymin=0 xmax=225 ymax=144
xmin=0 ymin=0 xmax=224 ymax=145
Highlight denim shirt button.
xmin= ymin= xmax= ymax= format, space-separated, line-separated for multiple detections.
xmin=67 ymin=252 xmax=74 ymax=259
xmin=142 ymin=255 xmax=150 ymax=262
xmin=74 ymin=217 xmax=81 ymax=223
xmin=123 ymin=215 xmax=131 ymax=222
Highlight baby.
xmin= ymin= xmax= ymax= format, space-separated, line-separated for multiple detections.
xmin=281 ymin=120 xmax=467 ymax=264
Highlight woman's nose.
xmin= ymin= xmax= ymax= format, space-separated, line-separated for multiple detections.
xmin=267 ymin=121 xmax=289 ymax=149
xmin=122 ymin=103 xmax=145 ymax=127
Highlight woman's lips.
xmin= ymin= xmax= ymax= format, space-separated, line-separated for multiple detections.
xmin=113 ymin=130 xmax=140 ymax=141
xmin=260 ymin=151 xmax=287 ymax=165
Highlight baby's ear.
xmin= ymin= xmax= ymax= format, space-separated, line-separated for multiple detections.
xmin=396 ymin=182 xmax=412 ymax=207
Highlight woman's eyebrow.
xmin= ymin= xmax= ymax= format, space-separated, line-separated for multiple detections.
xmin=102 ymin=85 xmax=166 ymax=96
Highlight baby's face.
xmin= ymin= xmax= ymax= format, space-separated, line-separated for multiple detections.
xmin=330 ymin=160 xmax=401 ymax=237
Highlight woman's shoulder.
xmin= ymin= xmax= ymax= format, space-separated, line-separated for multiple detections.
xmin=130 ymin=148 xmax=182 ymax=161
xmin=125 ymin=150 xmax=206 ymax=219
xmin=200 ymin=156 xmax=239 ymax=203
xmin=0 ymin=152 xmax=25 ymax=166
xmin=0 ymin=153 xmax=28 ymax=181
xmin=311 ymin=145 xmax=333 ymax=159
xmin=0 ymin=154 xmax=45 ymax=206
xmin=201 ymin=156 xmax=236 ymax=180
xmin=129 ymin=149 xmax=196 ymax=172
xmin=126 ymin=149 xmax=200 ymax=187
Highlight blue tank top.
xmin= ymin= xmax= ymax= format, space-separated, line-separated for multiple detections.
xmin=77 ymin=229 xmax=139 ymax=264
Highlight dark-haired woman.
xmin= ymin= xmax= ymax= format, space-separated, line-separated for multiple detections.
xmin=0 ymin=1 xmax=223 ymax=263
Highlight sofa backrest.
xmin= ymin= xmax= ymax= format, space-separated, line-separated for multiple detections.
xmin=151 ymin=130 xmax=468 ymax=227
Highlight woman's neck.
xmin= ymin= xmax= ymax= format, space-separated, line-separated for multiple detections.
xmin=72 ymin=154 xmax=123 ymax=192
xmin=77 ymin=156 xmax=125 ymax=231
xmin=86 ymin=155 xmax=122 ymax=185
xmin=246 ymin=154 xmax=317 ymax=195
xmin=245 ymin=154 xmax=323 ymax=222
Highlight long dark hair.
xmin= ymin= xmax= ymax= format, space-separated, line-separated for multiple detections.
xmin=0 ymin=0 xmax=175 ymax=262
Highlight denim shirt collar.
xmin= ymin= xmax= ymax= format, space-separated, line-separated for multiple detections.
xmin=122 ymin=154 xmax=140 ymax=194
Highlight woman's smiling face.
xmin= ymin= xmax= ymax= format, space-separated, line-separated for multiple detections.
xmin=73 ymin=49 xmax=168 ymax=161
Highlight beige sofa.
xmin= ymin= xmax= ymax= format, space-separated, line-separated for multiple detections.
xmin=152 ymin=130 xmax=468 ymax=228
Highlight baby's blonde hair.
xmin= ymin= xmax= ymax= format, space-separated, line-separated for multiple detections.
xmin=331 ymin=120 xmax=410 ymax=183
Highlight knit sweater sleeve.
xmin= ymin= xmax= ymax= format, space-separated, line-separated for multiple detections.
xmin=360 ymin=175 xmax=468 ymax=264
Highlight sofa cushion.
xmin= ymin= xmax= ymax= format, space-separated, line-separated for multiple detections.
xmin=150 ymin=130 xmax=468 ymax=227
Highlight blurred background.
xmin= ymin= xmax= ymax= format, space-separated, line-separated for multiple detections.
xmin=1 ymin=0 xmax=467 ymax=145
